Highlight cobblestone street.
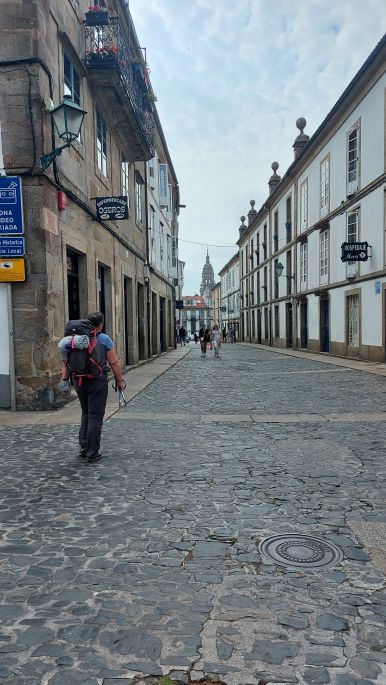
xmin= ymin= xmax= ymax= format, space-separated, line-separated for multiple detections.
xmin=1 ymin=344 xmax=386 ymax=684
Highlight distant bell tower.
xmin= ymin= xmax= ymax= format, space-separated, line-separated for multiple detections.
xmin=200 ymin=250 xmax=215 ymax=303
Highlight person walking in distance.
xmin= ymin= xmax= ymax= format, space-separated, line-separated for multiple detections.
xmin=211 ymin=324 xmax=222 ymax=358
xmin=179 ymin=325 xmax=187 ymax=346
xmin=199 ymin=324 xmax=206 ymax=358
xmin=222 ymin=327 xmax=227 ymax=343
xmin=58 ymin=312 xmax=126 ymax=463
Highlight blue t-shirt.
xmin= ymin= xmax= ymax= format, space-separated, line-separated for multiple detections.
xmin=96 ymin=333 xmax=114 ymax=353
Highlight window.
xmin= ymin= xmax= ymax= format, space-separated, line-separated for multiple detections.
xmin=320 ymin=230 xmax=329 ymax=284
xmin=273 ymin=211 xmax=279 ymax=252
xmin=347 ymin=124 xmax=360 ymax=194
xmin=300 ymin=180 xmax=308 ymax=232
xmin=286 ymin=196 xmax=292 ymax=242
xmin=255 ymin=234 xmax=260 ymax=264
xmin=121 ymin=158 xmax=129 ymax=202
xmin=256 ymin=271 xmax=260 ymax=304
xmin=346 ymin=209 xmax=359 ymax=276
xmin=347 ymin=294 xmax=359 ymax=347
xmin=263 ymin=224 xmax=267 ymax=260
xmin=274 ymin=305 xmax=280 ymax=338
xmin=159 ymin=222 xmax=164 ymax=264
xmin=149 ymin=205 xmax=155 ymax=262
xmin=320 ymin=157 xmax=330 ymax=218
xmin=64 ymin=54 xmax=80 ymax=105
xmin=159 ymin=163 xmax=168 ymax=207
xmin=300 ymin=241 xmax=307 ymax=289
xmin=135 ymin=177 xmax=142 ymax=222
xmin=274 ymin=259 xmax=279 ymax=299
xmin=96 ymin=109 xmax=107 ymax=176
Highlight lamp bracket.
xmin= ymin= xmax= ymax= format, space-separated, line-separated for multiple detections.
xmin=40 ymin=142 xmax=71 ymax=171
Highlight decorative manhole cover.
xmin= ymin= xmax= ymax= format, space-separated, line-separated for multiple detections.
xmin=259 ymin=534 xmax=343 ymax=570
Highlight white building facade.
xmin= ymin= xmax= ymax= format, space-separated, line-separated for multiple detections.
xmin=219 ymin=253 xmax=240 ymax=338
xmin=238 ymin=35 xmax=386 ymax=362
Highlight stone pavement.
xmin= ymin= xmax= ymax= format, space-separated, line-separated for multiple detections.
xmin=1 ymin=343 xmax=386 ymax=684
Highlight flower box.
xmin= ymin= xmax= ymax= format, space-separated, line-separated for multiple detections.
xmin=85 ymin=9 xmax=110 ymax=26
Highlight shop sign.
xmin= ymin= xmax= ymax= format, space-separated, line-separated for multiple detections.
xmin=95 ymin=196 xmax=128 ymax=221
xmin=0 ymin=176 xmax=24 ymax=234
xmin=341 ymin=241 xmax=369 ymax=262
xmin=0 ymin=258 xmax=26 ymax=282
xmin=176 ymin=300 xmax=183 ymax=308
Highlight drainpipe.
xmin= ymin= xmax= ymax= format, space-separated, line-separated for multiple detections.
xmin=143 ymin=162 xmax=151 ymax=360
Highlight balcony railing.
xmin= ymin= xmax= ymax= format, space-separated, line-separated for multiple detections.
xmin=85 ymin=18 xmax=155 ymax=160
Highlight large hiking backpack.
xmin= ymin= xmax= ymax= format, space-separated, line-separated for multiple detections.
xmin=64 ymin=319 xmax=105 ymax=384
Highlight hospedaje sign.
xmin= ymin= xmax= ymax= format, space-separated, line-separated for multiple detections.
xmin=95 ymin=196 xmax=128 ymax=221
xmin=341 ymin=241 xmax=369 ymax=262
xmin=0 ymin=176 xmax=24 ymax=234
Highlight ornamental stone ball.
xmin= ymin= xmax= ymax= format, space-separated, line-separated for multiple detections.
xmin=296 ymin=117 xmax=307 ymax=133
xmin=271 ymin=161 xmax=279 ymax=174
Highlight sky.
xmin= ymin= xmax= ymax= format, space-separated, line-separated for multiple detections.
xmin=129 ymin=0 xmax=386 ymax=295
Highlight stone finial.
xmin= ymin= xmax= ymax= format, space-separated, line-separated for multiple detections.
xmin=293 ymin=117 xmax=310 ymax=159
xmin=247 ymin=199 xmax=257 ymax=226
xmin=268 ymin=162 xmax=281 ymax=195
xmin=239 ymin=215 xmax=246 ymax=238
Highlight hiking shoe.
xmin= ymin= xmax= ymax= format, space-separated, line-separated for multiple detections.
xmin=88 ymin=453 xmax=103 ymax=463
xmin=78 ymin=447 xmax=87 ymax=458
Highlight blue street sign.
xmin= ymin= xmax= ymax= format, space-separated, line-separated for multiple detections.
xmin=0 ymin=236 xmax=25 ymax=257
xmin=0 ymin=176 xmax=24 ymax=234
xmin=375 ymin=281 xmax=381 ymax=295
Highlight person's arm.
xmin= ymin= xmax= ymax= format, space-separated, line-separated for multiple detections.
xmin=61 ymin=360 xmax=70 ymax=381
xmin=106 ymin=348 xmax=126 ymax=390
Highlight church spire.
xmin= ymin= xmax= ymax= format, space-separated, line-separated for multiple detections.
xmin=200 ymin=250 xmax=215 ymax=303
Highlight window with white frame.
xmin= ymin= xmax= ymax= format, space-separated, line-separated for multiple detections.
xmin=64 ymin=54 xmax=80 ymax=105
xmin=347 ymin=294 xmax=359 ymax=347
xmin=159 ymin=222 xmax=164 ymax=264
xmin=320 ymin=230 xmax=329 ymax=284
xmin=121 ymin=158 xmax=129 ymax=203
xmin=149 ymin=205 xmax=155 ymax=262
xmin=300 ymin=180 xmax=308 ymax=232
xmin=347 ymin=124 xmax=360 ymax=194
xmin=320 ymin=157 xmax=329 ymax=218
xmin=135 ymin=177 xmax=142 ymax=222
xmin=300 ymin=241 xmax=307 ymax=289
xmin=96 ymin=109 xmax=107 ymax=176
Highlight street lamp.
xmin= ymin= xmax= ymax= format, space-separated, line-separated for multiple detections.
xmin=275 ymin=261 xmax=295 ymax=280
xmin=40 ymin=97 xmax=87 ymax=170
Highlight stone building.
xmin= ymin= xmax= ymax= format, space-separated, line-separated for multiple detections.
xmin=237 ymin=34 xmax=386 ymax=361
xmin=209 ymin=281 xmax=221 ymax=329
xmin=0 ymin=0 xmax=180 ymax=409
xmin=179 ymin=294 xmax=210 ymax=337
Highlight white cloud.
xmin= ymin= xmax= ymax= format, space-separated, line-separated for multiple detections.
xmin=130 ymin=0 xmax=386 ymax=292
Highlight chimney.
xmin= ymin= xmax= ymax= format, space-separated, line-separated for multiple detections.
xmin=247 ymin=200 xmax=257 ymax=226
xmin=268 ymin=162 xmax=281 ymax=195
xmin=239 ymin=215 xmax=246 ymax=238
xmin=293 ymin=117 xmax=309 ymax=159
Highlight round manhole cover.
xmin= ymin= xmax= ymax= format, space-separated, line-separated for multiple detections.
xmin=259 ymin=534 xmax=343 ymax=570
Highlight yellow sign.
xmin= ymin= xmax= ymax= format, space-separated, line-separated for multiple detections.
xmin=0 ymin=258 xmax=26 ymax=282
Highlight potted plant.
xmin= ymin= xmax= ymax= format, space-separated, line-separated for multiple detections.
xmin=86 ymin=45 xmax=118 ymax=66
xmin=85 ymin=5 xmax=110 ymax=26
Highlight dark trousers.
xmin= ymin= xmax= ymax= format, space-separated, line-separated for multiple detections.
xmin=74 ymin=376 xmax=108 ymax=458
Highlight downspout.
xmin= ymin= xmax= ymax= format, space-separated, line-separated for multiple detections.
xmin=144 ymin=162 xmax=151 ymax=360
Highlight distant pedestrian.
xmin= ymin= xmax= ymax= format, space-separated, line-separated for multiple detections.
xmin=211 ymin=324 xmax=222 ymax=358
xmin=199 ymin=325 xmax=208 ymax=358
xmin=58 ymin=312 xmax=126 ymax=463
xmin=194 ymin=332 xmax=198 ymax=344
xmin=179 ymin=326 xmax=186 ymax=346
xmin=222 ymin=327 xmax=227 ymax=343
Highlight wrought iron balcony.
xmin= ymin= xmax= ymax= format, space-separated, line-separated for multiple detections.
xmin=85 ymin=18 xmax=155 ymax=162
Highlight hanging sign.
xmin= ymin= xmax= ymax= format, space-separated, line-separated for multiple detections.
xmin=341 ymin=241 xmax=369 ymax=262
xmin=0 ymin=176 xmax=24 ymax=234
xmin=95 ymin=196 xmax=128 ymax=221
xmin=0 ymin=236 xmax=25 ymax=257
xmin=176 ymin=300 xmax=184 ymax=309
xmin=0 ymin=258 xmax=26 ymax=282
